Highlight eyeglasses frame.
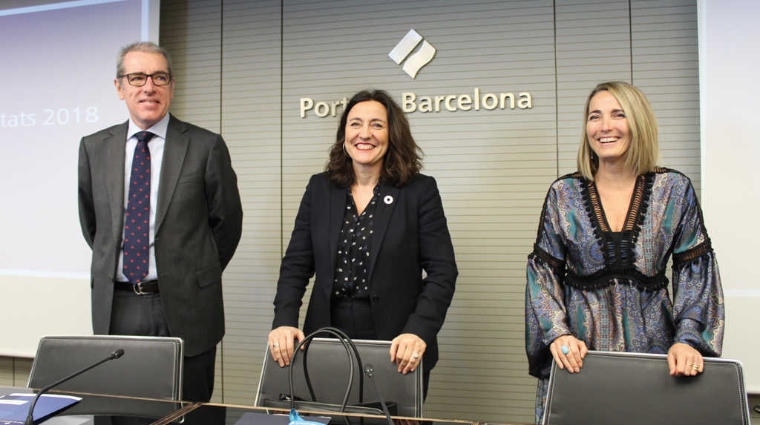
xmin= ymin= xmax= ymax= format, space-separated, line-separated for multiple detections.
xmin=118 ymin=72 xmax=173 ymax=87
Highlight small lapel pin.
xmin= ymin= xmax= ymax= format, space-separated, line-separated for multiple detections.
xmin=383 ymin=195 xmax=394 ymax=205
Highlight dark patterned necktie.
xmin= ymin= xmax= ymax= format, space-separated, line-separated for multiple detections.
xmin=123 ymin=131 xmax=154 ymax=284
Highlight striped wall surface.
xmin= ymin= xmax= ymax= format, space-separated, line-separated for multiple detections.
xmin=2 ymin=1 xmax=700 ymax=424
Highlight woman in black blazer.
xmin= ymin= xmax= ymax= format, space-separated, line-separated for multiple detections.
xmin=268 ymin=89 xmax=458 ymax=397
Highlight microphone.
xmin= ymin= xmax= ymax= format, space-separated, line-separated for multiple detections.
xmin=25 ymin=349 xmax=125 ymax=425
xmin=363 ymin=364 xmax=393 ymax=425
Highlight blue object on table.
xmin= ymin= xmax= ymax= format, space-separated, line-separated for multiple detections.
xmin=288 ymin=408 xmax=328 ymax=425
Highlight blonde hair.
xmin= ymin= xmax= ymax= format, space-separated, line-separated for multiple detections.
xmin=577 ymin=81 xmax=659 ymax=180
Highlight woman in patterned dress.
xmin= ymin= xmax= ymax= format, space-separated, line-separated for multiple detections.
xmin=525 ymin=81 xmax=725 ymax=423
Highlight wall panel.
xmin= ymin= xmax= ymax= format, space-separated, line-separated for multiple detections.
xmin=555 ymin=0 xmax=633 ymax=175
xmin=219 ymin=0 xmax=283 ymax=406
xmin=632 ymin=0 xmax=701 ymax=189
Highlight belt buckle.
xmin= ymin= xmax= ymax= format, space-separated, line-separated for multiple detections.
xmin=133 ymin=282 xmax=150 ymax=295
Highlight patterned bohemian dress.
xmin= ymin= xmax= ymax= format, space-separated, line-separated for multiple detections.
xmin=525 ymin=168 xmax=725 ymax=423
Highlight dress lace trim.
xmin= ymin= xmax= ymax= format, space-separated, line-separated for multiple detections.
xmin=673 ymin=240 xmax=713 ymax=268
xmin=565 ymin=268 xmax=669 ymax=291
xmin=582 ymin=171 xmax=655 ymax=235
xmin=571 ymin=171 xmax=666 ymax=291
xmin=530 ymin=245 xmax=565 ymax=277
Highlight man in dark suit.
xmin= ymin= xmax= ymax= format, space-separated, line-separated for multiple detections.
xmin=78 ymin=41 xmax=243 ymax=402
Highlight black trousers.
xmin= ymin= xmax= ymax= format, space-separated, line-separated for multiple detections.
xmin=330 ymin=297 xmax=377 ymax=340
xmin=330 ymin=297 xmax=431 ymax=399
xmin=110 ymin=288 xmax=216 ymax=402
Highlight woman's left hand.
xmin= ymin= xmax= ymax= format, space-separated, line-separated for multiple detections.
xmin=668 ymin=342 xmax=704 ymax=376
xmin=390 ymin=333 xmax=426 ymax=374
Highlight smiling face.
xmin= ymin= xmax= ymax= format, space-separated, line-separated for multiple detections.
xmin=344 ymin=100 xmax=389 ymax=175
xmin=586 ymin=90 xmax=630 ymax=164
xmin=114 ymin=51 xmax=174 ymax=130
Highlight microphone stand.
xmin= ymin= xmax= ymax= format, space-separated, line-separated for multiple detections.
xmin=25 ymin=349 xmax=125 ymax=425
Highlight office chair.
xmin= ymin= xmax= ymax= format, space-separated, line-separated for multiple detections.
xmin=28 ymin=335 xmax=184 ymax=401
xmin=543 ymin=350 xmax=751 ymax=425
xmin=255 ymin=337 xmax=424 ymax=417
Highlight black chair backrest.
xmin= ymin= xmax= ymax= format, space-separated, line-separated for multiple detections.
xmin=28 ymin=335 xmax=183 ymax=401
xmin=543 ymin=351 xmax=751 ymax=425
xmin=255 ymin=337 xmax=423 ymax=417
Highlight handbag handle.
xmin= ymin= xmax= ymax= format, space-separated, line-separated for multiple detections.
xmin=287 ymin=327 xmax=365 ymax=412
xmin=302 ymin=327 xmax=365 ymax=403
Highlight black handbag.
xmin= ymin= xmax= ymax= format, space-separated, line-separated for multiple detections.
xmin=260 ymin=327 xmax=397 ymax=417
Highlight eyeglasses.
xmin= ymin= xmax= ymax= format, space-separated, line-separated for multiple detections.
xmin=119 ymin=72 xmax=173 ymax=87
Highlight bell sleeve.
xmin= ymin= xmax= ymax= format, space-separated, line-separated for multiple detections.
xmin=670 ymin=178 xmax=725 ymax=357
xmin=525 ymin=184 xmax=571 ymax=379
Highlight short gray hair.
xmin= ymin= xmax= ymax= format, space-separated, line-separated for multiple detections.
xmin=116 ymin=41 xmax=173 ymax=80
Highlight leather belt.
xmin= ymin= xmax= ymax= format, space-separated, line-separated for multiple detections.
xmin=115 ymin=280 xmax=159 ymax=295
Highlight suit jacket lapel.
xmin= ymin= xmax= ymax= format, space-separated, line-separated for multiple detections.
xmin=106 ymin=123 xmax=128 ymax=244
xmin=155 ymin=115 xmax=189 ymax=235
xmin=329 ymin=183 xmax=347 ymax=272
xmin=368 ymin=183 xmax=399 ymax=281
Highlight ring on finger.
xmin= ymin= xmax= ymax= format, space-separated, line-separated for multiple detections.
xmin=412 ymin=352 xmax=419 ymax=360
xmin=561 ymin=345 xmax=570 ymax=355
xmin=273 ymin=343 xmax=280 ymax=348
xmin=692 ymin=364 xmax=699 ymax=370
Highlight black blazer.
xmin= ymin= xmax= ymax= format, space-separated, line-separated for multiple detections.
xmin=78 ymin=115 xmax=243 ymax=356
xmin=273 ymin=172 xmax=457 ymax=371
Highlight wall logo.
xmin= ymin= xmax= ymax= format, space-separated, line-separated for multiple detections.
xmin=298 ymin=29 xmax=534 ymax=118
xmin=388 ymin=29 xmax=436 ymax=79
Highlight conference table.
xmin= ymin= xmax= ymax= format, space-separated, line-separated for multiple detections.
xmin=2 ymin=387 xmax=516 ymax=425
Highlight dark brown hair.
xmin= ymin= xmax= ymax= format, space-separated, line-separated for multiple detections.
xmin=326 ymin=90 xmax=422 ymax=187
